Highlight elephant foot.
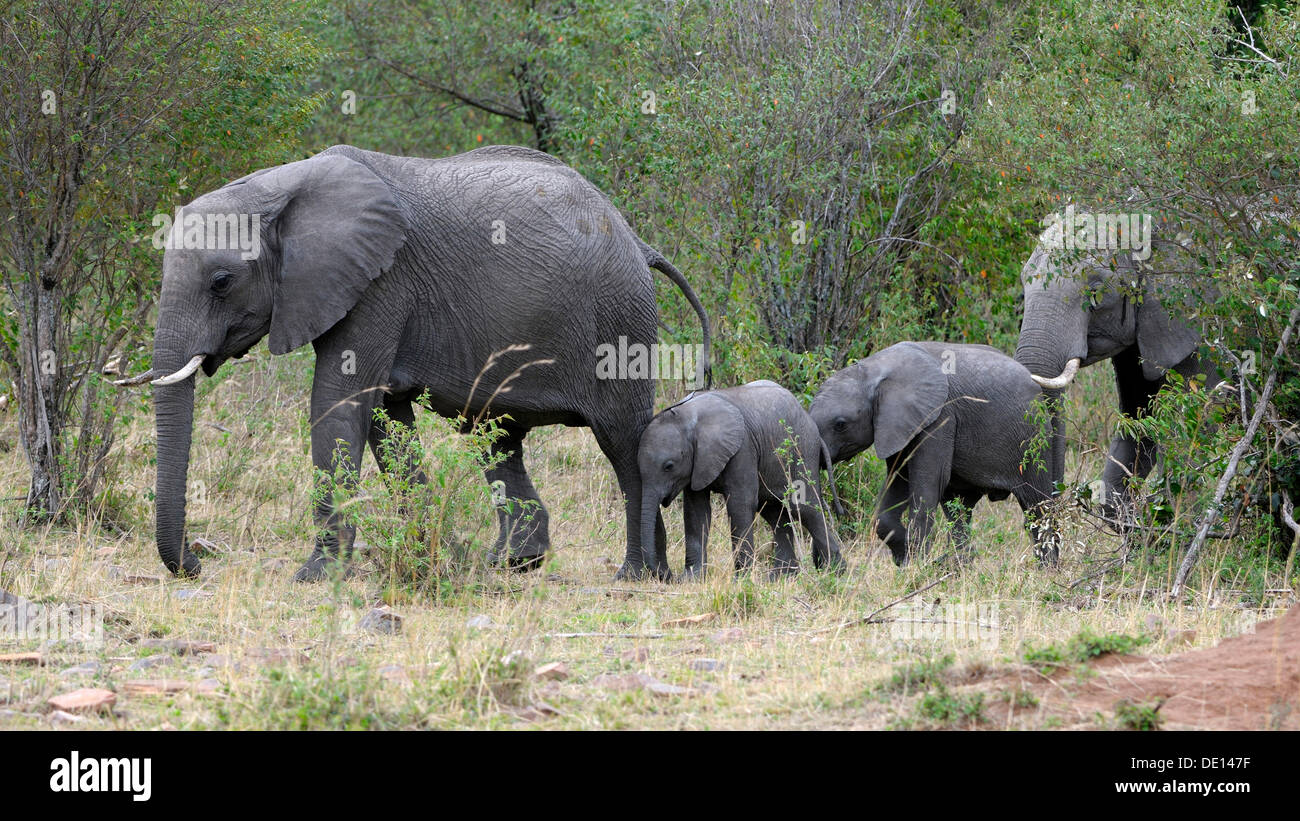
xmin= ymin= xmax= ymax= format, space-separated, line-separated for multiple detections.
xmin=488 ymin=526 xmax=549 ymax=573
xmin=505 ymin=551 xmax=546 ymax=573
xmin=612 ymin=563 xmax=672 ymax=583
xmin=768 ymin=563 xmax=800 ymax=582
xmin=292 ymin=551 xmax=354 ymax=583
xmin=681 ymin=566 xmax=705 ymax=582
xmin=816 ymin=552 xmax=848 ymax=575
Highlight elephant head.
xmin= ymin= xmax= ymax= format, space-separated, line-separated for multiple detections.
xmin=636 ymin=393 xmax=744 ymax=575
xmin=1014 ymin=216 xmax=1203 ymax=388
xmin=139 ymin=150 xmax=408 ymax=576
xmin=809 ymin=342 xmax=948 ymax=463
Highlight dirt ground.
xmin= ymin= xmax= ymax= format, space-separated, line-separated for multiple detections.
xmin=974 ymin=606 xmax=1300 ymax=730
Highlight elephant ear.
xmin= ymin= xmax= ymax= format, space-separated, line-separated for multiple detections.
xmin=870 ymin=343 xmax=948 ymax=458
xmin=241 ymin=152 xmax=408 ymax=355
xmin=688 ymin=394 xmax=745 ymax=491
xmin=1134 ymin=249 xmax=1202 ymax=381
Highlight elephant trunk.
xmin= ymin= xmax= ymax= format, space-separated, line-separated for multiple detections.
xmin=640 ymin=486 xmax=661 ymax=577
xmin=151 ymin=311 xmax=206 ymax=578
xmin=154 ymin=377 xmax=201 ymax=577
xmin=1015 ymin=291 xmax=1087 ymax=383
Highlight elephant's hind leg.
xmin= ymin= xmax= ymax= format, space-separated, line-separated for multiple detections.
xmin=593 ymin=422 xmax=669 ymax=582
xmin=759 ymin=500 xmax=800 ymax=579
xmin=485 ymin=425 xmax=551 ymax=571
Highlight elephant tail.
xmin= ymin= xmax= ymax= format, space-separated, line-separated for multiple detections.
xmin=820 ymin=438 xmax=846 ymax=519
xmin=639 ymin=241 xmax=712 ymax=389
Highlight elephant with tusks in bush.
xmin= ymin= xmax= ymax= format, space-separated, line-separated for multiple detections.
xmin=116 ymin=145 xmax=710 ymax=582
xmin=1013 ymin=210 xmax=1221 ymax=517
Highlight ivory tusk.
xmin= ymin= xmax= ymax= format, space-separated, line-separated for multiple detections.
xmin=151 ymin=355 xmax=205 ymax=386
xmin=109 ymin=369 xmax=156 ymax=387
xmin=1030 ymin=358 xmax=1081 ymax=389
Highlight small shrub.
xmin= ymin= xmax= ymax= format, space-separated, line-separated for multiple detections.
xmin=915 ymin=685 xmax=985 ymax=727
xmin=875 ymin=654 xmax=954 ymax=695
xmin=1114 ymin=698 xmax=1165 ymax=731
xmin=1023 ymin=630 xmax=1149 ymax=673
xmin=315 ymin=400 xmax=505 ymax=600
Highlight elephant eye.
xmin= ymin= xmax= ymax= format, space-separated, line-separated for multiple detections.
xmin=210 ymin=271 xmax=234 ymax=294
xmin=833 ymin=418 xmax=847 ymax=432
xmin=663 ymin=460 xmax=674 ymax=472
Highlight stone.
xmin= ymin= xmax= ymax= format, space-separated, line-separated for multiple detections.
xmin=48 ymin=688 xmax=116 ymax=713
xmin=49 ymin=706 xmax=85 ymax=722
xmin=378 ymin=664 xmax=410 ymax=684
xmin=173 ymin=589 xmax=212 ymax=601
xmin=128 ymin=655 xmax=173 ymax=672
xmin=139 ymin=638 xmax=216 ymax=656
xmin=0 ymin=652 xmax=42 ymax=666
xmin=194 ymin=679 xmax=223 ymax=696
xmin=710 ymin=628 xmax=744 ymax=643
xmin=689 ymin=658 xmax=722 ymax=672
xmin=662 ymin=613 xmax=716 ymax=628
xmin=620 ymin=647 xmax=651 ymax=663
xmin=245 ymin=647 xmax=306 ymax=666
xmin=360 ymin=607 xmax=402 ymax=635
xmin=60 ymin=661 xmax=102 ymax=677
xmin=121 ymin=679 xmax=190 ymax=695
xmin=1144 ymin=614 xmax=1164 ymax=634
xmin=591 ymin=672 xmax=698 ymax=697
xmin=0 ymin=589 xmax=30 ymax=607
xmin=121 ymin=573 xmax=164 ymax=585
xmin=189 ymin=537 xmax=225 ymax=556
xmin=592 ymin=673 xmax=646 ymax=692
xmin=533 ymin=662 xmax=569 ymax=681
xmin=49 ymin=709 xmax=85 ymax=724
xmin=466 ymin=615 xmax=495 ymax=629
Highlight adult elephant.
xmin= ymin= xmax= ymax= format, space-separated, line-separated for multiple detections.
xmin=1013 ymin=212 xmax=1217 ymax=511
xmin=119 ymin=144 xmax=710 ymax=582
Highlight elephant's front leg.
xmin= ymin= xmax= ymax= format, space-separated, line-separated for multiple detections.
xmin=294 ymin=393 xmax=374 ymax=583
xmin=682 ymin=489 xmax=712 ymax=580
xmin=875 ymin=475 xmax=912 ymax=565
xmin=484 ymin=425 xmax=551 ymax=570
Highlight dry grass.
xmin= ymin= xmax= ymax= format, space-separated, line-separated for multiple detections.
xmin=0 ymin=353 xmax=1292 ymax=730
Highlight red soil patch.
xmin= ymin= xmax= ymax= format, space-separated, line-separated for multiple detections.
xmin=989 ymin=606 xmax=1300 ymax=730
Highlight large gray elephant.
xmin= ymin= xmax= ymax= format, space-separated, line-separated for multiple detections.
xmin=636 ymin=381 xmax=845 ymax=579
xmin=1013 ymin=213 xmax=1218 ymax=511
xmin=118 ymin=144 xmax=710 ymax=582
xmin=810 ymin=342 xmax=1058 ymax=564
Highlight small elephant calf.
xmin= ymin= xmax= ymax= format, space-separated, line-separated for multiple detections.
xmin=638 ymin=380 xmax=846 ymax=580
xmin=810 ymin=342 xmax=1059 ymax=565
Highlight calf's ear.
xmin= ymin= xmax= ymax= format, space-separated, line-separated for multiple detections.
xmin=869 ymin=343 xmax=948 ymax=458
xmin=689 ymin=395 xmax=745 ymax=491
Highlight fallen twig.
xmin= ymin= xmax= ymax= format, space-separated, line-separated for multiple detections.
xmin=543 ymin=632 xmax=668 ymax=640
xmin=804 ymin=572 xmax=953 ymax=634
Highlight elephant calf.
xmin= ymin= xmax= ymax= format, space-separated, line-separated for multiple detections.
xmin=810 ymin=342 xmax=1059 ymax=566
xmin=637 ymin=380 xmax=846 ymax=580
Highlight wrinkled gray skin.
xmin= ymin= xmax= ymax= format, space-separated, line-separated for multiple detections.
xmin=146 ymin=145 xmax=709 ymax=581
xmin=637 ymin=381 xmax=845 ymax=580
xmin=1015 ymin=221 xmax=1217 ymax=511
xmin=810 ymin=343 xmax=1058 ymax=565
